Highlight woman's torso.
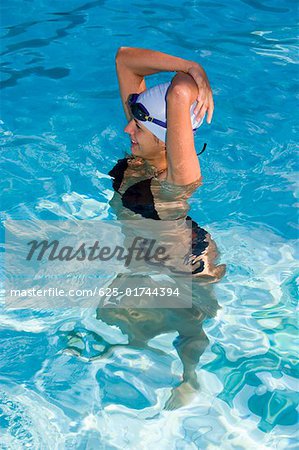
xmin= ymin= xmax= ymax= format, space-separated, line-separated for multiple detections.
xmin=108 ymin=156 xmax=225 ymax=282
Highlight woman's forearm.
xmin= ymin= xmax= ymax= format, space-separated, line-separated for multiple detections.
xmin=115 ymin=46 xmax=202 ymax=77
xmin=115 ymin=46 xmax=213 ymax=124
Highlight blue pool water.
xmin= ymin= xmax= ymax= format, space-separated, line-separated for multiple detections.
xmin=0 ymin=0 xmax=298 ymax=448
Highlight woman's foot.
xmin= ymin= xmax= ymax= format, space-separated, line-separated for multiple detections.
xmin=164 ymin=380 xmax=199 ymax=410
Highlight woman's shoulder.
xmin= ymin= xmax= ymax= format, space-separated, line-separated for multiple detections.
xmin=109 ymin=155 xmax=153 ymax=194
xmin=109 ymin=155 xmax=148 ymax=175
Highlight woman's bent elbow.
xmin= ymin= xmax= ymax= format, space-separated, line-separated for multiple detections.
xmin=115 ymin=46 xmax=130 ymax=63
xmin=167 ymin=73 xmax=198 ymax=104
xmin=167 ymin=83 xmax=193 ymax=103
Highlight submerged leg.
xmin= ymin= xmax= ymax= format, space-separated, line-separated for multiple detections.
xmin=164 ymin=330 xmax=209 ymax=410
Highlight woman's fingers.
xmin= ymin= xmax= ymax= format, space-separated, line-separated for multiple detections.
xmin=187 ymin=66 xmax=214 ymax=123
xmin=194 ymin=92 xmax=214 ymax=123
xmin=207 ymin=96 xmax=214 ymax=124
xmin=206 ymin=105 xmax=213 ymax=124
xmin=193 ymin=103 xmax=204 ymax=121
xmin=194 ymin=91 xmax=207 ymax=113
xmin=193 ymin=100 xmax=203 ymax=116
xmin=194 ymin=96 xmax=208 ymax=119
xmin=197 ymin=103 xmax=208 ymax=121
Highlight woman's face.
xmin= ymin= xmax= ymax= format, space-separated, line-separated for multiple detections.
xmin=124 ymin=118 xmax=164 ymax=159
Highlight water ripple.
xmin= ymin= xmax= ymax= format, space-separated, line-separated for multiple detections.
xmin=1 ymin=0 xmax=298 ymax=447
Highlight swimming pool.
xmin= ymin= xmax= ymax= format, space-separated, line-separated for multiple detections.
xmin=0 ymin=0 xmax=298 ymax=448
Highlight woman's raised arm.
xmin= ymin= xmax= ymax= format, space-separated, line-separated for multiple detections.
xmin=166 ymin=72 xmax=202 ymax=186
xmin=115 ymin=47 xmax=213 ymax=123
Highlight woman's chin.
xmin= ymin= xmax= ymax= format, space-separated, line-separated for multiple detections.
xmin=131 ymin=144 xmax=141 ymax=154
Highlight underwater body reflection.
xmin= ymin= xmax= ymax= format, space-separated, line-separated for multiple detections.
xmin=65 ymin=155 xmax=226 ymax=410
xmin=64 ymin=279 xmax=221 ymax=410
xmin=95 ymin=283 xmax=220 ymax=410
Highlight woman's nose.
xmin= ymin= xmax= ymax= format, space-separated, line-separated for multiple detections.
xmin=124 ymin=119 xmax=135 ymax=135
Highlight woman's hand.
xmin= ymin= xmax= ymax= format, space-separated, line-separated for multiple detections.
xmin=115 ymin=47 xmax=214 ymax=124
xmin=187 ymin=64 xmax=214 ymax=124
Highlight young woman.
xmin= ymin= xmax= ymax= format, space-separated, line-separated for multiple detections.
xmin=115 ymin=46 xmax=214 ymax=187
xmin=64 ymin=48 xmax=225 ymax=411
xmin=88 ymin=48 xmax=225 ymax=410
xmin=109 ymin=46 xmax=224 ymax=281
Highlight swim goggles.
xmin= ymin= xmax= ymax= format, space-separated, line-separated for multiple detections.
xmin=128 ymin=94 xmax=167 ymax=128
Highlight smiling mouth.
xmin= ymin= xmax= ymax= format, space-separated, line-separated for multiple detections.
xmin=131 ymin=139 xmax=137 ymax=144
